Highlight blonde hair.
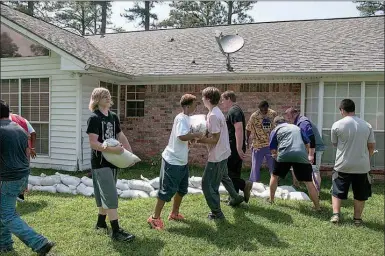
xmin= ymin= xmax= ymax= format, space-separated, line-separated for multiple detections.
xmin=89 ymin=87 xmax=113 ymax=112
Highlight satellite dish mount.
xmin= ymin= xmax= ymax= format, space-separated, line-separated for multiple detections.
xmin=215 ymin=31 xmax=245 ymax=72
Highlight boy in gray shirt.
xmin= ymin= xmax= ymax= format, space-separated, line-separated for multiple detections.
xmin=330 ymin=99 xmax=376 ymax=225
xmin=268 ymin=116 xmax=320 ymax=210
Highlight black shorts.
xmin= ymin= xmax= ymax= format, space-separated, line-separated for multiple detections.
xmin=272 ymin=161 xmax=313 ymax=182
xmin=332 ymin=171 xmax=372 ymax=201
xmin=158 ymin=158 xmax=189 ymax=202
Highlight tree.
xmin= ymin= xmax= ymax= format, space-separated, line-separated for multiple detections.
xmin=3 ymin=1 xmax=64 ymax=22
xmin=355 ymin=1 xmax=385 ymax=16
xmin=30 ymin=44 xmax=50 ymax=56
xmin=121 ymin=1 xmax=158 ymax=31
xmin=1 ymin=32 xmax=21 ymax=58
xmin=159 ymin=1 xmax=226 ymax=28
xmin=100 ymin=1 xmax=108 ymax=34
xmin=225 ymin=1 xmax=256 ymax=25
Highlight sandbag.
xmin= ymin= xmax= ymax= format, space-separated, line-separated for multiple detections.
xmin=127 ymin=180 xmax=154 ymax=193
xmin=277 ymin=185 xmax=296 ymax=193
xmin=116 ymin=179 xmax=130 ymax=191
xmin=117 ymin=189 xmax=123 ymax=195
xmin=40 ymin=175 xmax=61 ymax=186
xmin=218 ymin=185 xmax=228 ymax=194
xmin=189 ymin=176 xmax=202 ymax=189
xmin=28 ymin=175 xmax=42 ymax=185
xmin=56 ymin=184 xmax=77 ymax=194
xmin=76 ymin=183 xmax=94 ymax=197
xmin=81 ymin=176 xmax=94 ymax=187
xmin=188 ymin=187 xmax=203 ymax=194
xmin=31 ymin=185 xmax=56 ymax=193
xmin=141 ymin=175 xmax=160 ymax=189
xmin=120 ymin=190 xmax=149 ymax=199
xmin=255 ymin=189 xmax=283 ymax=199
xmin=102 ymin=138 xmax=141 ymax=168
xmin=27 ymin=184 xmax=33 ymax=191
xmin=189 ymin=114 xmax=207 ymax=134
xmin=288 ymin=192 xmax=310 ymax=201
xmin=61 ymin=176 xmax=81 ymax=187
xmin=149 ymin=190 xmax=159 ymax=198
xmin=252 ymin=182 xmax=266 ymax=193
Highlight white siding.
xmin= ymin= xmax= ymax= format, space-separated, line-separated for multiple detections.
xmin=1 ymin=52 xmax=78 ymax=171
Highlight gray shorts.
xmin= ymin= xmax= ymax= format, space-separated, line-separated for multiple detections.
xmin=158 ymin=158 xmax=189 ymax=202
xmin=92 ymin=167 xmax=119 ymax=209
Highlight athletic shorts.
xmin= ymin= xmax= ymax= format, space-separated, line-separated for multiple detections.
xmin=158 ymin=158 xmax=189 ymax=202
xmin=273 ymin=161 xmax=313 ymax=182
xmin=332 ymin=170 xmax=372 ymax=201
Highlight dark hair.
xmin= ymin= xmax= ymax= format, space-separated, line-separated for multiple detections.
xmin=202 ymin=87 xmax=221 ymax=105
xmin=180 ymin=94 xmax=197 ymax=107
xmin=221 ymin=90 xmax=236 ymax=102
xmin=258 ymin=101 xmax=269 ymax=109
xmin=339 ymin=99 xmax=355 ymax=113
xmin=0 ymin=99 xmax=10 ymax=118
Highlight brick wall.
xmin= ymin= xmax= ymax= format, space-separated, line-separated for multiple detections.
xmin=119 ymin=83 xmax=301 ymax=166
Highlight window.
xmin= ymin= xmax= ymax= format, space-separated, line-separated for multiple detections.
xmin=0 ymin=78 xmax=50 ymax=155
xmin=1 ymin=24 xmax=50 ymax=58
xmin=100 ymin=81 xmax=119 ymax=114
xmin=125 ymin=85 xmax=145 ymax=117
xmin=304 ymin=82 xmax=319 ymax=124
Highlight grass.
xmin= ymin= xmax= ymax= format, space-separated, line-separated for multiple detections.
xmin=5 ymin=163 xmax=385 ymax=256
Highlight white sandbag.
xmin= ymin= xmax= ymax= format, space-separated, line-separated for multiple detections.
xmin=127 ymin=180 xmax=154 ymax=193
xmin=188 ymin=187 xmax=203 ymax=194
xmin=189 ymin=114 xmax=207 ymax=134
xmin=189 ymin=176 xmax=202 ymax=189
xmin=81 ymin=176 xmax=94 ymax=187
xmin=252 ymin=182 xmax=266 ymax=193
xmin=40 ymin=175 xmax=61 ymax=186
xmin=219 ymin=185 xmax=228 ymax=194
xmin=149 ymin=190 xmax=159 ymax=198
xmin=288 ymin=191 xmax=310 ymax=201
xmin=31 ymin=185 xmax=56 ymax=193
xmin=76 ymin=183 xmax=94 ymax=197
xmin=61 ymin=176 xmax=81 ymax=187
xmin=277 ymin=185 xmax=296 ymax=193
xmin=117 ymin=189 xmax=123 ymax=195
xmin=140 ymin=175 xmax=160 ymax=189
xmin=28 ymin=175 xmax=42 ymax=185
xmin=254 ymin=189 xmax=283 ymax=199
xmin=27 ymin=184 xmax=33 ymax=191
xmin=120 ymin=190 xmax=149 ymax=199
xmin=101 ymin=138 xmax=141 ymax=168
xmin=116 ymin=180 xmax=130 ymax=191
xmin=56 ymin=184 xmax=76 ymax=194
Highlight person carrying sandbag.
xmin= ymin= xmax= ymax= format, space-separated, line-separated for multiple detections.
xmin=86 ymin=88 xmax=135 ymax=242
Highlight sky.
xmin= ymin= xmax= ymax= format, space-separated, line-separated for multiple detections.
xmin=111 ymin=1 xmax=361 ymax=31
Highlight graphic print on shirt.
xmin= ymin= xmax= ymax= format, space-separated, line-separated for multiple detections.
xmin=103 ymin=121 xmax=114 ymax=140
xmin=262 ymin=117 xmax=272 ymax=131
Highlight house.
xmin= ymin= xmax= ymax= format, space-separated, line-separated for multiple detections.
xmin=1 ymin=4 xmax=384 ymax=172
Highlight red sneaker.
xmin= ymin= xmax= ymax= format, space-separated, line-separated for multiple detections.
xmin=147 ymin=216 xmax=164 ymax=230
xmin=168 ymin=212 xmax=185 ymax=221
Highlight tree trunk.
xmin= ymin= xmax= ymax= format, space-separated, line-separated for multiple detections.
xmin=101 ymin=1 xmax=107 ymax=34
xmin=81 ymin=4 xmax=86 ymax=36
xmin=145 ymin=1 xmax=150 ymax=31
xmin=227 ymin=1 xmax=233 ymax=25
xmin=28 ymin=1 xmax=34 ymax=16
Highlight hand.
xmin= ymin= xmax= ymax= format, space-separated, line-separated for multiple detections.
xmin=237 ymin=149 xmax=246 ymax=160
xmin=308 ymin=154 xmax=314 ymax=164
xmin=30 ymin=148 xmax=37 ymax=159
xmin=194 ymin=132 xmax=205 ymax=140
xmin=110 ymin=145 xmax=124 ymax=155
xmin=271 ymin=153 xmax=277 ymax=160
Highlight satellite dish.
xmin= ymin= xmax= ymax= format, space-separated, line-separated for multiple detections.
xmin=215 ymin=32 xmax=245 ymax=72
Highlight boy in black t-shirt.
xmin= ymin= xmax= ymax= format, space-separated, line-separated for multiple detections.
xmin=86 ymin=88 xmax=135 ymax=242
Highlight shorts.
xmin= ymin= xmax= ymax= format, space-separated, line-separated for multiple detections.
xmin=273 ymin=161 xmax=313 ymax=182
xmin=158 ymin=158 xmax=189 ymax=202
xmin=92 ymin=167 xmax=119 ymax=209
xmin=332 ymin=170 xmax=372 ymax=201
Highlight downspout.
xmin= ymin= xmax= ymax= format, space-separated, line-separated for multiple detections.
xmin=75 ymin=73 xmax=83 ymax=172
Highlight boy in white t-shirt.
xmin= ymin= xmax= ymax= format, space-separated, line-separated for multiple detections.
xmin=198 ymin=87 xmax=244 ymax=220
xmin=147 ymin=94 xmax=204 ymax=230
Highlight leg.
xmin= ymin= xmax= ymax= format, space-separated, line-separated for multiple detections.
xmin=263 ymin=146 xmax=275 ymax=176
xmin=270 ymin=161 xmax=291 ymax=203
xmin=249 ymin=148 xmax=264 ymax=182
xmin=269 ymin=175 xmax=279 ymax=203
xmin=202 ymin=162 xmax=223 ymax=215
xmin=330 ymin=171 xmax=351 ymax=223
xmin=293 ymin=163 xmax=320 ymax=210
xmin=332 ymin=195 xmax=342 ymax=214
xmin=312 ymin=151 xmax=323 ymax=195
xmin=304 ymin=182 xmax=320 ymax=210
xmin=0 ymin=178 xmax=48 ymax=252
xmin=172 ymin=164 xmax=189 ymax=216
xmin=227 ymin=152 xmax=245 ymax=194
xmin=92 ymin=169 xmax=107 ymax=229
xmin=351 ymin=173 xmax=372 ymax=221
xmin=353 ymin=200 xmax=365 ymax=219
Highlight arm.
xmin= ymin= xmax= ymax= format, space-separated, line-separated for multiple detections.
xmin=246 ymin=114 xmax=254 ymax=147
xmin=89 ymin=133 xmax=123 ymax=154
xmin=117 ymin=132 xmax=132 ymax=153
xmin=269 ymin=129 xmax=278 ymax=159
xmin=198 ymin=132 xmax=220 ymax=145
xmin=30 ymin=132 xmax=37 ymax=159
xmin=368 ymin=143 xmax=375 ymax=157
xmin=301 ymin=121 xmax=315 ymax=163
xmin=179 ymin=132 xmax=204 ymax=142
xmin=234 ymin=122 xmax=246 ymax=159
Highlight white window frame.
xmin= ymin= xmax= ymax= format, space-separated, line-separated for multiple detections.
xmin=124 ymin=85 xmax=145 ymax=118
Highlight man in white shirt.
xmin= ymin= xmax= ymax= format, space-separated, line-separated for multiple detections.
xmin=147 ymin=94 xmax=204 ymax=230
xmin=330 ymin=99 xmax=376 ymax=225
xmin=198 ymin=87 xmax=244 ymax=220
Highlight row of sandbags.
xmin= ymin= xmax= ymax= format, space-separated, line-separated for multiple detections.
xmin=27 ymin=173 xmax=310 ymax=201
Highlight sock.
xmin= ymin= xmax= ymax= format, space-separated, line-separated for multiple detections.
xmin=97 ymin=214 xmax=107 ymax=228
xmin=110 ymin=219 xmax=120 ymax=233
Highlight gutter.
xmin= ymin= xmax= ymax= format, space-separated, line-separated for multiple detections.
xmin=84 ymin=64 xmax=133 ymax=79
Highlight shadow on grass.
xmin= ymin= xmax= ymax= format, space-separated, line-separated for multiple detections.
xmin=110 ymin=237 xmax=165 ymax=256
xmin=17 ymin=200 xmax=48 ymax=216
xmin=244 ymin=204 xmax=294 ymax=224
xmin=167 ymin=208 xmax=289 ymax=252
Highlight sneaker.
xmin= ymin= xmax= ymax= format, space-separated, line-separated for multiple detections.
xmin=353 ymin=218 xmax=363 ymax=227
xmin=228 ymin=196 xmax=244 ymax=207
xmin=36 ymin=241 xmax=55 ymax=256
xmin=168 ymin=212 xmax=185 ymax=221
xmin=111 ymin=228 xmax=135 ymax=242
xmin=17 ymin=194 xmax=25 ymax=202
xmin=243 ymin=181 xmax=253 ymax=203
xmin=208 ymin=211 xmax=225 ymax=221
xmin=147 ymin=216 xmax=164 ymax=230
xmin=330 ymin=213 xmax=340 ymax=224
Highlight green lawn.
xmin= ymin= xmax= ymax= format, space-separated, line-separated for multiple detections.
xmin=5 ymin=163 xmax=385 ymax=256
